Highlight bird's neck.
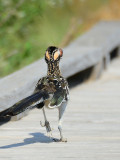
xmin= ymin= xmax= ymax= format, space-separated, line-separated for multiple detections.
xmin=47 ymin=62 xmax=61 ymax=77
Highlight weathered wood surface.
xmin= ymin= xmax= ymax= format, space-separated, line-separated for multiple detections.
xmin=0 ymin=21 xmax=120 ymax=111
xmin=0 ymin=58 xmax=120 ymax=160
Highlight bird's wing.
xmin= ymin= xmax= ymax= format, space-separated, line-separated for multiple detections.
xmin=47 ymin=77 xmax=69 ymax=108
xmin=48 ymin=89 xmax=66 ymax=108
xmin=0 ymin=90 xmax=49 ymax=122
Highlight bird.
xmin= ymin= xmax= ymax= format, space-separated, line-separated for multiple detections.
xmin=0 ymin=46 xmax=69 ymax=142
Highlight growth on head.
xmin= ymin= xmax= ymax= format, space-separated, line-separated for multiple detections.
xmin=45 ymin=46 xmax=63 ymax=63
xmin=45 ymin=46 xmax=63 ymax=77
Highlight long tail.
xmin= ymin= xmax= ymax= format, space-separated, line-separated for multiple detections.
xmin=0 ymin=91 xmax=49 ymax=124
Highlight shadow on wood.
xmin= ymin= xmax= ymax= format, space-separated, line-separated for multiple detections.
xmin=0 ymin=132 xmax=56 ymax=149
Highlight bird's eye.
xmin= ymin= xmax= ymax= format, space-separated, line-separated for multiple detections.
xmin=46 ymin=51 xmax=50 ymax=60
xmin=59 ymin=48 xmax=63 ymax=57
xmin=54 ymin=51 xmax=60 ymax=60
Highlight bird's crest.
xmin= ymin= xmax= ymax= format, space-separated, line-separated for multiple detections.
xmin=45 ymin=46 xmax=63 ymax=62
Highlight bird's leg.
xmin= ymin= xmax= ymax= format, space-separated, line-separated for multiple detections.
xmin=57 ymin=102 xmax=67 ymax=142
xmin=40 ymin=107 xmax=52 ymax=137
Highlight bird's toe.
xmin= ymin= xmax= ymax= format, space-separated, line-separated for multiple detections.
xmin=52 ymin=137 xmax=67 ymax=142
xmin=60 ymin=137 xmax=67 ymax=142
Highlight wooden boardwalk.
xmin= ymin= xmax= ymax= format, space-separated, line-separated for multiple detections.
xmin=0 ymin=58 xmax=120 ymax=160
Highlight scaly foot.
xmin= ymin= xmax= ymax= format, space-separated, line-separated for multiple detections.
xmin=40 ymin=120 xmax=52 ymax=137
xmin=60 ymin=137 xmax=67 ymax=142
xmin=53 ymin=137 xmax=67 ymax=142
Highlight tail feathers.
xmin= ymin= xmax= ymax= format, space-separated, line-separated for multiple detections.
xmin=0 ymin=115 xmax=11 ymax=126
xmin=0 ymin=91 xmax=49 ymax=123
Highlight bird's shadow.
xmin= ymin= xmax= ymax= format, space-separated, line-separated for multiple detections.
xmin=0 ymin=132 xmax=59 ymax=149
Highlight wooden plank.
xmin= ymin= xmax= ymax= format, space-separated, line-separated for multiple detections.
xmin=0 ymin=58 xmax=120 ymax=160
xmin=0 ymin=21 xmax=120 ymax=111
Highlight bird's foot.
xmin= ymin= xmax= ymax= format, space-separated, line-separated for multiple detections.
xmin=40 ymin=121 xmax=51 ymax=130
xmin=60 ymin=137 xmax=67 ymax=142
xmin=47 ymin=131 xmax=53 ymax=138
xmin=45 ymin=121 xmax=52 ymax=133
xmin=40 ymin=120 xmax=52 ymax=137
xmin=52 ymin=137 xmax=67 ymax=142
xmin=40 ymin=121 xmax=45 ymax=127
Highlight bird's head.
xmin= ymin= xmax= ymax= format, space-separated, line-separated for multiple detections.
xmin=45 ymin=46 xmax=63 ymax=64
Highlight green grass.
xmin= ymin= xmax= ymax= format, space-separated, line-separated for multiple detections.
xmin=0 ymin=0 xmax=109 ymax=77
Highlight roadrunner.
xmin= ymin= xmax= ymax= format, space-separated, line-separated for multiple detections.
xmin=0 ymin=46 xmax=69 ymax=142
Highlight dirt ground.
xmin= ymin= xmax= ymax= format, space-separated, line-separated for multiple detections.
xmin=85 ymin=0 xmax=120 ymax=30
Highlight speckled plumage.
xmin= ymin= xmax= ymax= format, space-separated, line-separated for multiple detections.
xmin=0 ymin=46 xmax=69 ymax=142
xmin=35 ymin=75 xmax=69 ymax=108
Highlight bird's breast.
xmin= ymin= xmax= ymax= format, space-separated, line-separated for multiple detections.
xmin=44 ymin=94 xmax=53 ymax=109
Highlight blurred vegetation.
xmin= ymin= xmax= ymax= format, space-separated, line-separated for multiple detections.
xmin=0 ymin=0 xmax=110 ymax=77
